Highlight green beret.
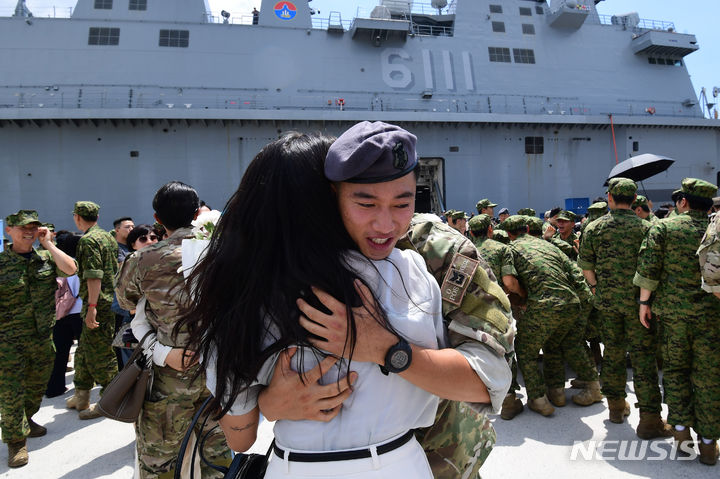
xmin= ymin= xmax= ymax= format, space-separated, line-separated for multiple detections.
xmin=526 ymin=216 xmax=544 ymax=234
xmin=475 ymin=199 xmax=498 ymax=212
xmin=517 ymin=208 xmax=536 ymax=216
xmin=502 ymin=215 xmax=528 ymax=233
xmin=468 ymin=214 xmax=492 ymax=232
xmin=681 ymin=178 xmax=718 ymax=199
xmin=556 ymin=210 xmax=576 ymax=222
xmin=5 ymin=210 xmax=41 ymax=227
xmin=607 ymin=177 xmax=638 ymax=197
xmin=587 ymin=201 xmax=608 ymax=212
xmin=632 ymin=195 xmax=649 ymax=209
xmin=450 ymin=210 xmax=469 ymax=220
xmin=73 ymin=201 xmax=100 ymax=217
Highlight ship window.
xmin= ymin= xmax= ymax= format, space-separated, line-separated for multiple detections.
xmin=535 ymin=6 xmax=544 ymax=15
xmin=525 ymin=137 xmax=544 ymax=154
xmin=648 ymin=58 xmax=657 ymax=64
xmin=129 ymin=0 xmax=147 ymax=11
xmin=88 ymin=27 xmax=120 ymax=45
xmin=488 ymin=47 xmax=511 ymax=63
xmin=159 ymin=29 xmax=189 ymax=48
xmin=519 ymin=7 xmax=532 ymax=16
xmin=492 ymin=22 xmax=506 ymax=33
xmin=656 ymin=58 xmax=666 ymax=65
xmin=489 ymin=5 xmax=503 ymax=14
xmin=522 ymin=24 xmax=535 ymax=34
xmin=513 ymin=48 xmax=536 ymax=64
xmin=94 ymin=0 xmax=112 ymax=9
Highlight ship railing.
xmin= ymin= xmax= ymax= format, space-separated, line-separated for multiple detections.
xmin=411 ymin=24 xmax=453 ymax=37
xmin=355 ymin=0 xmax=456 ymax=20
xmin=595 ymin=14 xmax=676 ymax=32
xmin=311 ymin=18 xmax=354 ymax=31
xmin=205 ymin=14 xmax=257 ymax=25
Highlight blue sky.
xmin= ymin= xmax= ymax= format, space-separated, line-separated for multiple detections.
xmin=3 ymin=0 xmax=718 ymax=112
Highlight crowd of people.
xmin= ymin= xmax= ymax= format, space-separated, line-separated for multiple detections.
xmin=1 ymin=120 xmax=719 ymax=477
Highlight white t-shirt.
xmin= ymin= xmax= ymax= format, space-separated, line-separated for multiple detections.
xmin=205 ymin=248 xmax=446 ymax=451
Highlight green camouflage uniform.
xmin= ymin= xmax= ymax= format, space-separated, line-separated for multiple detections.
xmin=507 ymin=224 xmax=598 ymax=400
xmin=578 ymin=205 xmax=660 ymax=412
xmin=634 ymin=178 xmax=720 ymax=439
xmin=116 ymin=227 xmax=230 ymax=478
xmin=398 ymin=215 xmax=513 ymax=479
xmin=472 ymin=237 xmax=515 ymax=283
xmin=578 ymin=202 xmax=608 ymax=341
xmin=0 ymin=211 xmax=63 ymax=443
xmin=73 ymin=223 xmax=119 ymax=393
xmin=698 ymin=212 xmax=720 ymax=293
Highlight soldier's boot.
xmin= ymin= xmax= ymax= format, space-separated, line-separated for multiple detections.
xmin=607 ymin=398 xmax=630 ymax=424
xmin=547 ymin=387 xmax=566 ymax=407
xmin=636 ymin=412 xmax=673 ymax=439
xmin=66 ymin=389 xmax=90 ymax=411
xmin=27 ymin=418 xmax=47 ymax=438
xmin=672 ymin=428 xmax=695 ymax=456
xmin=527 ymin=395 xmax=555 ymax=417
xmin=570 ymin=378 xmax=588 ymax=389
xmin=78 ymin=403 xmax=103 ymax=420
xmin=572 ymin=381 xmax=604 ymax=407
xmin=699 ymin=440 xmax=719 ymax=466
xmin=7 ymin=439 xmax=28 ymax=468
xmin=501 ymin=393 xmax=524 ymax=420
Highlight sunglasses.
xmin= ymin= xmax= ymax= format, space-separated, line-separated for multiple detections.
xmin=137 ymin=234 xmax=158 ymax=243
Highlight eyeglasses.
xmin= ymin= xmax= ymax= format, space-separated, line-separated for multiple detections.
xmin=137 ymin=235 xmax=158 ymax=243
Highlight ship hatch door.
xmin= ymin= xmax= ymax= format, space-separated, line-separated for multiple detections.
xmin=415 ymin=157 xmax=445 ymax=214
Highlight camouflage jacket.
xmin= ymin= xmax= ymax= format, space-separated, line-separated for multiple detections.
xmin=510 ymin=234 xmax=588 ymax=308
xmin=116 ymin=227 xmax=193 ymax=348
xmin=472 ymin=236 xmax=516 ymax=284
xmin=578 ymin=209 xmax=650 ymax=315
xmin=77 ymin=224 xmax=118 ymax=305
xmin=552 ymin=231 xmax=579 ymax=260
xmin=634 ymin=211 xmax=716 ymax=318
xmin=0 ymin=246 xmax=67 ymax=340
xmin=698 ymin=212 xmax=720 ymax=292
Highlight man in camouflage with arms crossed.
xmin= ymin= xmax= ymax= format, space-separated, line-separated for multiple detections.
xmin=65 ymin=201 xmax=119 ymax=419
xmin=635 ymin=178 xmax=720 ymax=465
xmin=578 ymin=178 xmax=670 ymax=437
xmin=0 ymin=210 xmax=76 ymax=467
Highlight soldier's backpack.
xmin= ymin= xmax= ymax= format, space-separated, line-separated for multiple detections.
xmin=697 ymin=213 xmax=720 ymax=292
xmin=55 ymin=277 xmax=78 ymax=320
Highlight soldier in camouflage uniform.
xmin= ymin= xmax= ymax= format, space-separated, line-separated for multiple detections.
xmin=635 ymin=178 xmax=720 ymax=465
xmin=448 ymin=210 xmax=469 ymax=236
xmin=578 ymin=178 xmax=670 ymax=437
xmin=1 ymin=210 xmax=76 ymax=467
xmin=517 ymin=208 xmax=536 ymax=216
xmin=65 ymin=201 xmax=119 ymax=420
xmin=503 ymin=215 xmax=600 ymax=415
xmin=476 ymin=198 xmax=498 ymax=218
xmin=549 ymin=210 xmax=579 ymax=260
xmin=632 ymin=195 xmax=660 ymax=224
xmin=116 ymin=182 xmax=230 ymax=478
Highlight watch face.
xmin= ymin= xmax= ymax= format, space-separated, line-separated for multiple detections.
xmin=390 ymin=350 xmax=409 ymax=369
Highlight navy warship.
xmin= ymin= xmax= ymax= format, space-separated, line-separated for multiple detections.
xmin=1 ymin=0 xmax=718 ymax=230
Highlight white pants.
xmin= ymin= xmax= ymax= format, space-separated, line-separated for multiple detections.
xmin=265 ymin=436 xmax=433 ymax=478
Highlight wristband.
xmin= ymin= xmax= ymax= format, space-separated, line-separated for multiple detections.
xmin=88 ymin=303 xmax=97 ymax=308
xmin=638 ymin=299 xmax=651 ymax=306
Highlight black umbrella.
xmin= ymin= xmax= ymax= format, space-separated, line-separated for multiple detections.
xmin=603 ymin=153 xmax=675 ymax=186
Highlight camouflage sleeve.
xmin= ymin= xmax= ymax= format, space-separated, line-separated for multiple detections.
xmin=455 ymin=341 xmax=512 ymax=414
xmin=576 ymin=223 xmax=595 ymax=271
xmin=633 ymin=223 xmax=664 ymax=291
xmin=500 ymin=244 xmax=516 ymax=277
xmin=549 ymin=237 xmax=574 ymax=259
xmin=115 ymin=252 xmax=143 ymax=311
xmin=564 ymin=255 xmax=591 ymax=303
xmin=77 ymin=236 xmax=104 ymax=280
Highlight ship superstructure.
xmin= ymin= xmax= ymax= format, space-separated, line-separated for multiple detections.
xmin=1 ymin=0 xmax=718 ymax=227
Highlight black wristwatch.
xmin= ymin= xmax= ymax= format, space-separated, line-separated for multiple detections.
xmin=380 ymin=337 xmax=412 ymax=375
xmin=638 ymin=299 xmax=652 ymax=306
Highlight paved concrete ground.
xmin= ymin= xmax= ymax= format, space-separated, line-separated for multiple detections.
xmin=1 ymin=360 xmax=717 ymax=478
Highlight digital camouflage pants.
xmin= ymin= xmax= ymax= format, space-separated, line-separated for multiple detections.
xmin=73 ymin=304 xmax=118 ymax=393
xmin=136 ymin=364 xmax=231 ymax=479
xmin=598 ymin=309 xmax=662 ymax=413
xmin=661 ymin=314 xmax=720 ymax=439
xmin=0 ymin=336 xmax=53 ymax=443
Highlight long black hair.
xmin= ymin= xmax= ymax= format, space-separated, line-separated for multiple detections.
xmin=179 ymin=132 xmax=384 ymax=416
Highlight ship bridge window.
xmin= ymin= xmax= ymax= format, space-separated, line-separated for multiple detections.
xmin=159 ymin=29 xmax=190 ymax=48
xmin=88 ymin=27 xmax=120 ymax=45
xmin=522 ymin=24 xmax=535 ymax=35
xmin=489 ymin=5 xmax=503 ymax=14
xmin=648 ymin=57 xmax=683 ymax=66
xmin=94 ymin=0 xmax=112 ymax=9
xmin=525 ymin=137 xmax=544 ymax=154
xmin=535 ymin=6 xmax=544 ymax=15
xmin=513 ymin=48 xmax=536 ymax=64
xmin=129 ymin=0 xmax=147 ymax=10
xmin=519 ymin=7 xmax=532 ymax=16
xmin=492 ymin=22 xmax=506 ymax=33
xmin=489 ymin=47 xmax=512 ymax=63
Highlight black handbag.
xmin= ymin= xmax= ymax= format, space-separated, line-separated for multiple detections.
xmin=97 ymin=331 xmax=154 ymax=422
xmin=175 ymin=396 xmax=273 ymax=479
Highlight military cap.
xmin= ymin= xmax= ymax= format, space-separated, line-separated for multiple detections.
xmin=681 ymin=178 xmax=718 ymax=199
xmin=493 ymin=229 xmax=510 ymax=244
xmin=468 ymin=214 xmax=492 ymax=232
xmin=501 ymin=215 xmax=528 ymax=233
xmin=607 ymin=177 xmax=638 ymax=197
xmin=450 ymin=210 xmax=469 ymax=220
xmin=73 ymin=201 xmax=100 ymax=217
xmin=443 ymin=209 xmax=455 ymax=217
xmin=325 ymin=121 xmax=418 ymax=183
xmin=632 ymin=195 xmax=649 ymax=209
xmin=517 ymin=208 xmax=536 ymax=216
xmin=42 ymin=222 xmax=55 ymax=232
xmin=671 ymin=188 xmax=683 ymax=202
xmin=587 ymin=201 xmax=608 ymax=212
xmin=498 ymin=207 xmax=509 ymax=216
xmin=5 ymin=209 xmax=41 ymax=227
xmin=475 ymin=198 xmax=498 ymax=211
xmin=526 ymin=216 xmax=544 ymax=234
xmin=556 ymin=210 xmax=576 ymax=222
xmin=713 ymin=196 xmax=720 ymax=207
